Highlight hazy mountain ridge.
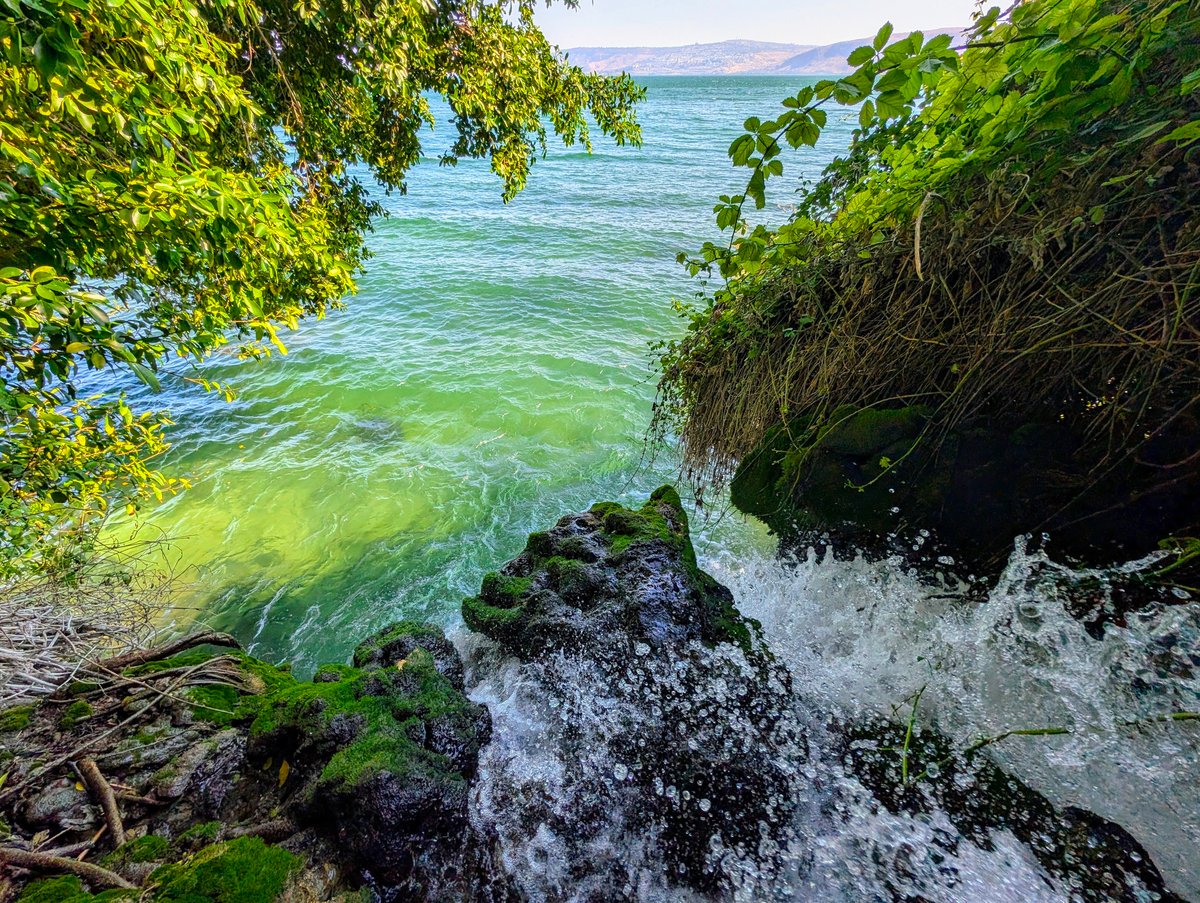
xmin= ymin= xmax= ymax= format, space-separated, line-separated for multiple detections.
xmin=566 ymin=30 xmax=967 ymax=76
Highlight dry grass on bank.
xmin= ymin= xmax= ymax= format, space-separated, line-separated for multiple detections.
xmin=0 ymin=532 xmax=181 ymax=704
xmin=657 ymin=134 xmax=1200 ymax=499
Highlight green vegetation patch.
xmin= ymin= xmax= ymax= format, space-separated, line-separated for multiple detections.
xmin=593 ymin=485 xmax=696 ymax=571
xmin=17 ymin=877 xmax=137 ymax=902
xmin=151 ymin=837 xmax=301 ymax=903
xmin=351 ymin=621 xmax=446 ymax=669
xmin=0 ymin=703 xmax=35 ymax=733
xmin=130 ymin=650 xmax=299 ymax=728
xmin=58 ymin=700 xmax=93 ymax=730
xmin=103 ymin=834 xmax=169 ymax=869
xmin=173 ymin=821 xmax=223 ymax=852
xmin=249 ymin=653 xmax=472 ymax=793
xmin=462 ymin=573 xmax=532 ymax=637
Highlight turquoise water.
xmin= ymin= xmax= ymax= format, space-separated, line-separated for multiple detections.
xmin=112 ymin=77 xmax=857 ymax=673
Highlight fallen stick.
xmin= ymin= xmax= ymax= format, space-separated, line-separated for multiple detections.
xmin=76 ymin=758 xmax=126 ymax=848
xmin=0 ymin=847 xmax=135 ymax=889
xmin=88 ymin=631 xmax=241 ymax=675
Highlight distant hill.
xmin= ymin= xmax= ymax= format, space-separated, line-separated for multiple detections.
xmin=563 ymin=40 xmax=815 ymax=76
xmin=565 ymin=30 xmax=967 ymax=77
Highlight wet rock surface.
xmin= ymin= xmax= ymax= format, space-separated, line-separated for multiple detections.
xmin=462 ymin=488 xmax=1194 ymax=902
xmin=837 ymin=717 xmax=1186 ymax=903
xmin=463 ymin=487 xmax=807 ymax=898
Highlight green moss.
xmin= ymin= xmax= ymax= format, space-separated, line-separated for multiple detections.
xmin=545 ymin=556 xmax=591 ymax=597
xmin=462 ymin=593 xmax=525 ymax=634
xmin=249 ymin=654 xmax=474 ymax=795
xmin=150 ymin=837 xmax=301 ymax=903
xmin=596 ymin=486 xmax=700 ymax=575
xmin=185 ymin=685 xmax=241 ymax=725
xmin=0 ymin=703 xmax=35 ymax=732
xmin=462 ymin=572 xmax=532 ymax=636
xmin=16 ymin=877 xmax=137 ymax=902
xmin=351 ymin=621 xmax=446 ymax=669
xmin=313 ymin=663 xmax=356 ymax=682
xmin=129 ymin=650 xmax=298 ymax=728
xmin=816 ymin=405 xmax=929 ymax=457
xmin=103 ymin=834 xmax=169 ymax=869
xmin=481 ymin=572 xmax=532 ymax=606
xmin=58 ymin=700 xmax=93 ymax=730
xmin=66 ymin=681 xmax=100 ymax=696
xmin=127 ymin=649 xmax=217 ymax=677
xmin=174 ymin=821 xmax=222 ymax=850
xmin=523 ymin=530 xmax=555 ymax=558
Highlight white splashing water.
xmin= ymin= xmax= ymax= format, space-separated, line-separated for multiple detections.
xmin=459 ymin=538 xmax=1200 ymax=901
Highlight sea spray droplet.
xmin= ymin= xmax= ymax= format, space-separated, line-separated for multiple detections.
xmin=699 ymin=798 xmax=711 ymax=812
xmin=635 ymin=642 xmax=650 ymax=657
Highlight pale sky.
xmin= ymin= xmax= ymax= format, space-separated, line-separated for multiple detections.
xmin=536 ymin=0 xmax=982 ymax=48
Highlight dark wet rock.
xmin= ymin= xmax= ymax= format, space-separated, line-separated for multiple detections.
xmin=463 ymin=487 xmax=802 ymax=898
xmin=731 ymin=407 xmax=1200 ymax=575
xmin=464 ymin=485 xmax=754 ymax=660
xmin=838 ymin=716 xmax=1187 ymax=903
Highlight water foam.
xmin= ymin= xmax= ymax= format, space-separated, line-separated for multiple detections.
xmin=461 ymin=538 xmax=1199 ymax=901
xmin=713 ymin=539 xmax=1200 ymax=900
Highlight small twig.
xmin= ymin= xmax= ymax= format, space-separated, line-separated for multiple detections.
xmin=0 ymin=847 xmax=135 ymax=889
xmin=1 ymin=662 xmax=211 ymax=804
xmin=75 ymin=758 xmax=126 ymax=848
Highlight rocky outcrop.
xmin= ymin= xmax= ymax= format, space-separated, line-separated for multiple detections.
xmin=464 ymin=485 xmax=753 ymax=658
xmin=838 ymin=716 xmax=1187 ymax=903
xmin=730 ymin=406 xmax=1200 ymax=575
xmin=463 ymin=487 xmax=1188 ymax=902
xmin=463 ymin=486 xmax=802 ymax=897
xmin=0 ymin=623 xmax=506 ymax=902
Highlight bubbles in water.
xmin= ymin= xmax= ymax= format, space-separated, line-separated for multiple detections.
xmin=455 ymin=537 xmax=1199 ymax=902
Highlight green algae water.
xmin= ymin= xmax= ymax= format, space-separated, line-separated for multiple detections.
xmin=111 ymin=77 xmax=854 ymax=672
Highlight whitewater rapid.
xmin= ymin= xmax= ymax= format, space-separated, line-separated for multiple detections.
xmin=461 ymin=538 xmax=1200 ymax=901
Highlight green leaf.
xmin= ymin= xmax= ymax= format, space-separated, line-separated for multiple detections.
xmin=859 ymin=100 xmax=876 ymax=130
xmin=874 ymin=23 xmax=894 ymax=50
xmin=847 ymin=45 xmax=875 ymax=67
xmin=129 ymin=361 xmax=161 ymax=393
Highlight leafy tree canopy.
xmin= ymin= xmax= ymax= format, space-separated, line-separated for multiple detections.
xmin=0 ymin=0 xmax=642 ymax=573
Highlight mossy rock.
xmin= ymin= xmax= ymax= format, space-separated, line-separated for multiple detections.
xmin=731 ymin=406 xmax=1200 ymax=572
xmin=173 ymin=821 xmax=223 ymax=852
xmin=352 ymin=621 xmax=465 ymax=689
xmin=463 ymin=486 xmax=757 ymax=659
xmin=58 ymin=700 xmax=93 ymax=731
xmin=150 ymin=836 xmax=301 ymax=903
xmin=16 ymin=877 xmax=138 ymax=902
xmin=102 ymin=834 xmax=169 ymax=870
